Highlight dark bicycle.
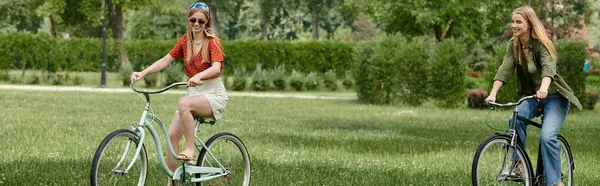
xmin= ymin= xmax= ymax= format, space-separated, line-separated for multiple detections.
xmin=471 ymin=95 xmax=574 ymax=186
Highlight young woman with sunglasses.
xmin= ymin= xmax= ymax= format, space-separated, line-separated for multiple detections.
xmin=130 ymin=2 xmax=227 ymax=185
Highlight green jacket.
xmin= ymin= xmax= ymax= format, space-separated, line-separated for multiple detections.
xmin=493 ymin=38 xmax=582 ymax=110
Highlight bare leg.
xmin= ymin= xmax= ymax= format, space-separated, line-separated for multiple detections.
xmin=175 ymin=95 xmax=213 ymax=160
xmin=167 ymin=113 xmax=183 ymax=186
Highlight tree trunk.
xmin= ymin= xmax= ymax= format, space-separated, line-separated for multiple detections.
xmin=260 ymin=16 xmax=268 ymax=40
xmin=106 ymin=0 xmax=130 ymax=65
xmin=211 ymin=7 xmax=220 ymax=37
xmin=434 ymin=24 xmax=442 ymax=42
xmin=49 ymin=15 xmax=57 ymax=37
xmin=311 ymin=6 xmax=319 ymax=40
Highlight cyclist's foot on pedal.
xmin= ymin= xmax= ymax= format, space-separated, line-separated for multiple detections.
xmin=501 ymin=164 xmax=522 ymax=178
xmin=176 ymin=149 xmax=196 ymax=163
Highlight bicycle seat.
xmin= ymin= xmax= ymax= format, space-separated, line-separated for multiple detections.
xmin=194 ymin=116 xmax=216 ymax=125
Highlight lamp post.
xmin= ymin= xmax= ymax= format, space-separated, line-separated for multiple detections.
xmin=101 ymin=0 xmax=107 ymax=88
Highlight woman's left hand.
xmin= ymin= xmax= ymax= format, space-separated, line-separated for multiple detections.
xmin=536 ymin=89 xmax=548 ymax=100
xmin=188 ymin=75 xmax=203 ymax=87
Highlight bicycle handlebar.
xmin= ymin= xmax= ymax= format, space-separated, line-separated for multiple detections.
xmin=129 ymin=77 xmax=188 ymax=94
xmin=487 ymin=95 xmax=537 ymax=108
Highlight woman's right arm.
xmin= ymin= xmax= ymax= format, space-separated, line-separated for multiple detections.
xmin=486 ymin=41 xmax=515 ymax=102
xmin=131 ymin=54 xmax=175 ymax=81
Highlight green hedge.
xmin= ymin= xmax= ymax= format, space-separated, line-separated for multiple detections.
xmin=0 ymin=33 xmax=355 ymax=76
xmin=353 ymin=34 xmax=467 ymax=107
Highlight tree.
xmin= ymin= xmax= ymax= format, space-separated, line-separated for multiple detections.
xmin=346 ymin=0 xmax=520 ymax=43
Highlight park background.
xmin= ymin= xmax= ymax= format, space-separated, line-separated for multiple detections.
xmin=1 ymin=0 xmax=600 ymax=185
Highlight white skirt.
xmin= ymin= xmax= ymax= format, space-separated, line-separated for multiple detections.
xmin=187 ymin=76 xmax=228 ymax=120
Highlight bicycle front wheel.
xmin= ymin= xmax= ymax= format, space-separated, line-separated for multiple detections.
xmin=90 ymin=129 xmax=148 ymax=186
xmin=196 ymin=132 xmax=251 ymax=186
xmin=558 ymin=135 xmax=574 ymax=186
xmin=472 ymin=134 xmax=533 ymax=186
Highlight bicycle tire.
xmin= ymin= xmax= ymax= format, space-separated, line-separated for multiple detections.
xmin=195 ymin=132 xmax=251 ymax=186
xmin=472 ymin=134 xmax=533 ymax=186
xmin=90 ymin=129 xmax=148 ymax=186
xmin=557 ymin=135 xmax=574 ymax=186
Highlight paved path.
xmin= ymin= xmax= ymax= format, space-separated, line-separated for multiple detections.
xmin=0 ymin=84 xmax=355 ymax=100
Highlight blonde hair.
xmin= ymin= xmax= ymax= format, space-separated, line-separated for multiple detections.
xmin=511 ymin=6 xmax=557 ymax=65
xmin=185 ymin=7 xmax=220 ymax=64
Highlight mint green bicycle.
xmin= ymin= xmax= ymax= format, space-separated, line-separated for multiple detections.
xmin=90 ymin=78 xmax=251 ymax=186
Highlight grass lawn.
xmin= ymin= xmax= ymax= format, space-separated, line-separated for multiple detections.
xmin=0 ymin=90 xmax=599 ymax=185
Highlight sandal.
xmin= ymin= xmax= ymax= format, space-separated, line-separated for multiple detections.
xmin=176 ymin=151 xmax=196 ymax=163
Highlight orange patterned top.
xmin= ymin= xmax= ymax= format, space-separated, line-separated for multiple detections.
xmin=168 ymin=34 xmax=224 ymax=79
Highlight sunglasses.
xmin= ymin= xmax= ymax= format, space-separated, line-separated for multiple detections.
xmin=188 ymin=18 xmax=207 ymax=25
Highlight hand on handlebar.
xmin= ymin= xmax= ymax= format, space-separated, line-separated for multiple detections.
xmin=187 ymin=76 xmax=204 ymax=87
xmin=485 ymin=94 xmax=496 ymax=104
xmin=130 ymin=72 xmax=145 ymax=82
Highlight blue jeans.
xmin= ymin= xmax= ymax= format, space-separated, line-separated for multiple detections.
xmin=509 ymin=93 xmax=570 ymax=185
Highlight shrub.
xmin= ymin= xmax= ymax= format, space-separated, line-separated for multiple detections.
xmin=323 ymin=69 xmax=338 ymax=91
xmin=395 ymin=39 xmax=430 ymax=106
xmin=290 ymin=70 xmax=305 ymax=91
xmin=556 ymin=40 xmax=588 ymax=108
xmin=0 ymin=70 xmax=9 ymax=81
xmin=119 ymin=63 xmax=133 ymax=86
xmin=232 ymin=66 xmax=248 ymax=91
xmin=270 ymin=65 xmax=287 ymax=91
xmin=162 ymin=62 xmax=184 ymax=86
xmin=353 ymin=36 xmax=402 ymax=104
xmin=29 ymin=71 xmax=44 ymax=84
xmin=72 ymin=75 xmax=85 ymax=86
xmin=251 ymin=64 xmax=269 ymax=91
xmin=467 ymin=89 xmax=489 ymax=109
xmin=342 ymin=71 xmax=354 ymax=90
xmin=465 ymin=44 xmax=489 ymax=72
xmin=583 ymin=91 xmax=598 ymax=110
xmin=305 ymin=72 xmax=319 ymax=91
xmin=51 ymin=72 xmax=68 ymax=85
xmin=428 ymin=39 xmax=467 ymax=108
xmin=144 ymin=72 xmax=159 ymax=88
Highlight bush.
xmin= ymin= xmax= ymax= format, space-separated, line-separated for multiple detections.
xmin=394 ymin=38 xmax=430 ymax=106
xmin=251 ymin=64 xmax=269 ymax=91
xmin=323 ymin=69 xmax=338 ymax=91
xmin=270 ymin=65 xmax=287 ymax=91
xmin=0 ymin=70 xmax=9 ymax=81
xmin=144 ymin=72 xmax=159 ymax=88
xmin=290 ymin=70 xmax=305 ymax=91
xmin=428 ymin=39 xmax=467 ymax=108
xmin=232 ymin=66 xmax=248 ymax=91
xmin=51 ymin=72 xmax=68 ymax=85
xmin=467 ymin=89 xmax=489 ymax=109
xmin=162 ymin=62 xmax=184 ymax=86
xmin=119 ymin=63 xmax=133 ymax=86
xmin=342 ymin=71 xmax=354 ymax=90
xmin=583 ymin=91 xmax=598 ymax=110
xmin=555 ymin=40 xmax=588 ymax=108
xmin=465 ymin=44 xmax=489 ymax=72
xmin=305 ymin=72 xmax=319 ymax=91
xmin=353 ymin=37 xmax=400 ymax=104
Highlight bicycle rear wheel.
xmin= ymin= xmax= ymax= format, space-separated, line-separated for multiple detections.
xmin=557 ymin=135 xmax=574 ymax=186
xmin=196 ymin=132 xmax=251 ymax=186
xmin=90 ymin=129 xmax=148 ymax=186
xmin=472 ymin=134 xmax=532 ymax=186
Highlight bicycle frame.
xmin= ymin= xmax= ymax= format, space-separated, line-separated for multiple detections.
xmin=489 ymin=95 xmax=575 ymax=185
xmin=114 ymin=79 xmax=230 ymax=183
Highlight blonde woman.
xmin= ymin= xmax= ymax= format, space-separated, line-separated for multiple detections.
xmin=130 ymin=2 xmax=227 ymax=185
xmin=485 ymin=6 xmax=581 ymax=186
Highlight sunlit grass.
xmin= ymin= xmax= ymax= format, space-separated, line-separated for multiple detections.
xmin=0 ymin=90 xmax=599 ymax=185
